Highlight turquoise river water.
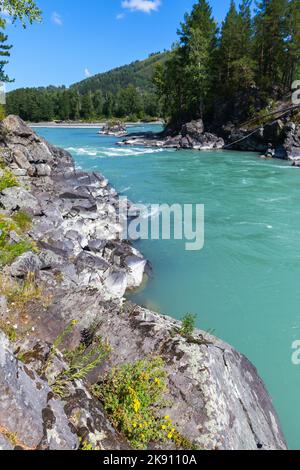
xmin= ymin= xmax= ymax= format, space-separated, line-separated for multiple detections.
xmin=35 ymin=124 xmax=300 ymax=449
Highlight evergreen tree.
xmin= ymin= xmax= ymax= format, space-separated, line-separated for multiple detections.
xmin=0 ymin=29 xmax=12 ymax=83
xmin=103 ymin=92 xmax=114 ymax=118
xmin=93 ymin=90 xmax=103 ymax=117
xmin=80 ymin=91 xmax=94 ymax=119
xmin=155 ymin=0 xmax=217 ymax=123
xmin=254 ymin=0 xmax=289 ymax=91
xmin=217 ymin=0 xmax=255 ymax=94
xmin=284 ymin=0 xmax=300 ymax=88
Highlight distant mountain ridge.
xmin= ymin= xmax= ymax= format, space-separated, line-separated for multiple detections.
xmin=71 ymin=52 xmax=168 ymax=95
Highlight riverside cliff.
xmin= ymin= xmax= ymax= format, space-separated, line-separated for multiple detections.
xmin=0 ymin=116 xmax=287 ymax=450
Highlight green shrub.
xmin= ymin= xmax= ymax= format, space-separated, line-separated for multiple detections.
xmin=91 ymin=357 xmax=192 ymax=450
xmin=51 ymin=337 xmax=110 ymax=397
xmin=0 ymin=213 xmax=35 ymax=267
xmin=0 ymin=168 xmax=18 ymax=192
xmin=0 ymin=320 xmax=18 ymax=341
xmin=12 ymin=210 xmax=32 ymax=231
xmin=180 ymin=313 xmax=196 ymax=337
xmin=0 ymin=240 xmax=33 ymax=266
xmin=45 ymin=321 xmax=111 ymax=398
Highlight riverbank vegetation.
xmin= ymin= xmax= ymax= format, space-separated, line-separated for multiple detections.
xmin=154 ymin=0 xmax=300 ymax=128
xmin=5 ymin=1 xmax=300 ymax=127
xmin=6 ymin=54 xmax=167 ymax=122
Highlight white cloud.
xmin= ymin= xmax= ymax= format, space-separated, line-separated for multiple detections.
xmin=122 ymin=0 xmax=161 ymax=14
xmin=116 ymin=13 xmax=125 ymax=20
xmin=84 ymin=68 xmax=92 ymax=78
xmin=51 ymin=12 xmax=63 ymax=26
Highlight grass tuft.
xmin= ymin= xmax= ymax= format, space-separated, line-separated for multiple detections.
xmin=0 ymin=212 xmax=35 ymax=267
xmin=0 ymin=168 xmax=18 ymax=192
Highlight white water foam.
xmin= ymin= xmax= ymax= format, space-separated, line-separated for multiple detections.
xmin=66 ymin=145 xmax=173 ymax=158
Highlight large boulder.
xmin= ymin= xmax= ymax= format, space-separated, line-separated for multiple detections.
xmin=282 ymin=122 xmax=300 ymax=160
xmin=181 ymin=119 xmax=205 ymax=141
xmin=99 ymin=122 xmax=127 ymax=137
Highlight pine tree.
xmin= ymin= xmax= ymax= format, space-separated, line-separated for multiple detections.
xmin=284 ymin=0 xmax=300 ymax=88
xmin=0 ymin=29 xmax=12 ymax=83
xmin=93 ymin=90 xmax=103 ymax=117
xmin=217 ymin=0 xmax=255 ymax=94
xmin=80 ymin=92 xmax=94 ymax=119
xmin=254 ymin=0 xmax=289 ymax=91
xmin=69 ymin=90 xmax=81 ymax=120
xmin=156 ymin=0 xmax=218 ymax=123
xmin=218 ymin=1 xmax=240 ymax=83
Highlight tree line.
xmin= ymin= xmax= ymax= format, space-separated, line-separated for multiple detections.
xmin=154 ymin=0 xmax=300 ymax=127
xmin=6 ymin=85 xmax=161 ymax=122
xmin=3 ymin=1 xmax=300 ymax=125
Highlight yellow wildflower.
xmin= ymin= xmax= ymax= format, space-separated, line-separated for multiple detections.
xmin=154 ymin=378 xmax=161 ymax=385
xmin=133 ymin=398 xmax=141 ymax=413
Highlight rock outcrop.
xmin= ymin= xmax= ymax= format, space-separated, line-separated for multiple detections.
xmin=99 ymin=121 xmax=127 ymax=137
xmin=223 ymin=117 xmax=300 ymax=160
xmin=0 ymin=116 xmax=287 ymax=450
xmin=118 ymin=119 xmax=224 ymax=151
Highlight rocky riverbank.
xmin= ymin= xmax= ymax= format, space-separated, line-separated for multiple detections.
xmin=118 ymin=109 xmax=300 ymax=161
xmin=118 ymin=119 xmax=225 ymax=150
xmin=0 ymin=116 xmax=287 ymax=450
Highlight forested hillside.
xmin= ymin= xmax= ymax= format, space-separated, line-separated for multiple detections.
xmin=72 ymin=52 xmax=168 ymax=95
xmin=6 ymin=52 xmax=168 ymax=122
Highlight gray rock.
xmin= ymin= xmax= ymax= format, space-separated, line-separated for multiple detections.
xmin=0 ymin=296 xmax=7 ymax=318
xmin=40 ymin=398 xmax=78 ymax=450
xmin=0 ymin=434 xmax=14 ymax=450
xmin=282 ymin=123 xmax=300 ymax=160
xmin=103 ymin=269 xmax=127 ymax=298
xmin=10 ymin=252 xmax=41 ymax=278
xmin=38 ymin=250 xmax=64 ymax=270
xmin=13 ymin=148 xmax=32 ymax=172
xmin=0 ymin=187 xmax=41 ymax=215
xmin=28 ymin=291 xmax=287 ymax=450
xmin=0 ymin=331 xmax=50 ymax=448
xmin=124 ymin=255 xmax=147 ymax=289
xmin=35 ymin=164 xmax=52 ymax=177
xmin=12 ymin=168 xmax=28 ymax=177
xmin=181 ymin=119 xmax=205 ymax=140
xmin=88 ymin=239 xmax=106 ymax=252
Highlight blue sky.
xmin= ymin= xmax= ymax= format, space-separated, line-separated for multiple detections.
xmin=4 ymin=0 xmax=237 ymax=91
